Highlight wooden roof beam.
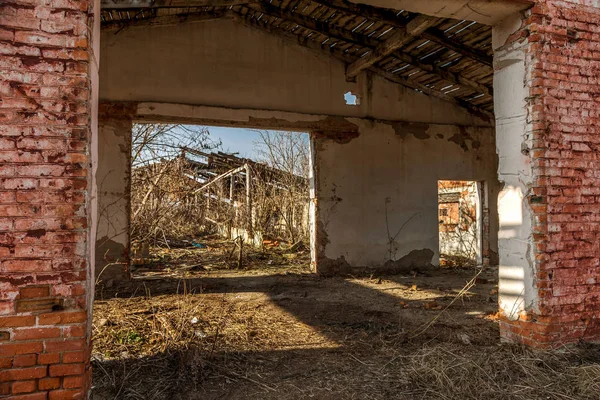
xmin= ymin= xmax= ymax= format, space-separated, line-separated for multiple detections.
xmin=309 ymin=0 xmax=493 ymax=67
xmin=101 ymin=0 xmax=249 ymax=9
xmin=245 ymin=3 xmax=491 ymax=96
xmin=245 ymin=2 xmax=376 ymax=47
xmin=421 ymin=28 xmax=492 ymax=67
xmin=102 ymin=10 xmax=226 ymax=29
xmin=345 ymin=15 xmax=437 ymax=79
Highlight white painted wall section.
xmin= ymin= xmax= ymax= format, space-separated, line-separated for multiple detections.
xmin=493 ymin=18 xmax=538 ymax=320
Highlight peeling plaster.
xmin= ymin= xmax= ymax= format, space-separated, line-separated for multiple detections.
xmin=101 ymin=19 xmax=493 ymax=127
xmin=96 ymin=107 xmax=132 ymax=281
xmin=493 ymin=22 xmax=538 ymax=319
xmin=313 ymin=117 xmax=500 ymax=274
xmin=391 ymin=121 xmax=431 ymax=140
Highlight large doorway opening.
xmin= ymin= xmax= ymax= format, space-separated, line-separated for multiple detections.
xmin=125 ymin=124 xmax=313 ymax=278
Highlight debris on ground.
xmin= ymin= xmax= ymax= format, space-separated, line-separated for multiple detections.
xmin=93 ymin=255 xmax=600 ymax=400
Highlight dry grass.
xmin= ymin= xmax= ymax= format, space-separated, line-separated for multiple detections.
xmin=92 ymin=281 xmax=600 ymax=400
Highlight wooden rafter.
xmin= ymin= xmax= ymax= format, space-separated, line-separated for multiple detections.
xmin=309 ymin=0 xmax=493 ymax=68
xmin=422 ymin=28 xmax=492 ymax=68
xmin=102 ymin=11 xmax=226 ymax=29
xmin=100 ymin=6 xmax=492 ymax=104
xmin=346 ymin=15 xmax=437 ymax=79
xmin=308 ymin=0 xmax=404 ymax=27
xmin=99 ymin=0 xmax=494 ymax=115
xmin=101 ymin=0 xmax=249 ymax=8
xmin=230 ymin=11 xmax=493 ymax=119
xmin=245 ymin=3 xmax=376 ymax=48
xmin=392 ymin=51 xmax=492 ymax=96
xmin=244 ymin=4 xmax=491 ymax=97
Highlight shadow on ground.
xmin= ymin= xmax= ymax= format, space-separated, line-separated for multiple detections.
xmin=92 ymin=268 xmax=600 ymax=400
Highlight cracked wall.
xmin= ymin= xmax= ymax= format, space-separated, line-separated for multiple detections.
xmin=100 ymin=18 xmax=491 ymax=127
xmin=99 ymin=17 xmax=497 ymax=278
xmin=312 ymin=119 xmax=500 ymax=275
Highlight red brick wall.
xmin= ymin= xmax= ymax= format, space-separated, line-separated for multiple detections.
xmin=499 ymin=0 xmax=600 ymax=346
xmin=0 ymin=0 xmax=94 ymax=398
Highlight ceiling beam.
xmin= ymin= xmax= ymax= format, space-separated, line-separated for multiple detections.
xmin=101 ymin=0 xmax=249 ymax=9
xmin=345 ymin=15 xmax=437 ymax=79
xmin=309 ymin=0 xmax=493 ymax=67
xmin=102 ymin=11 xmax=226 ymax=29
xmin=245 ymin=3 xmax=378 ymax=48
xmin=104 ymin=5 xmax=491 ymax=97
xmin=421 ymin=28 xmax=492 ymax=67
xmin=230 ymin=11 xmax=493 ymax=119
xmin=246 ymin=4 xmax=491 ymax=96
xmin=309 ymin=0 xmax=404 ymax=28
xmin=348 ymin=0 xmax=534 ymax=26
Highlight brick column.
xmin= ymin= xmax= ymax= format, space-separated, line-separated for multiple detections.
xmin=494 ymin=0 xmax=600 ymax=346
xmin=95 ymin=103 xmax=133 ymax=284
xmin=0 ymin=0 xmax=96 ymax=398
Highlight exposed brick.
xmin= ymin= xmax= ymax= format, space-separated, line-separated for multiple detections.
xmin=61 ymin=351 xmax=84 ymax=364
xmin=12 ymin=379 xmax=36 ymax=394
xmin=37 ymin=353 xmax=61 ymax=365
xmin=0 ymin=382 xmax=9 ymax=396
xmin=0 ymin=0 xmax=92 ymax=395
xmin=48 ymin=389 xmax=84 ymax=400
xmin=48 ymin=362 xmax=84 ymax=377
xmin=498 ymin=0 xmax=600 ymax=347
xmin=63 ymin=375 xmax=83 ymax=388
xmin=0 ymin=357 xmax=12 ymax=369
xmin=19 ymin=285 xmax=50 ymax=299
xmin=38 ymin=377 xmax=61 ymax=390
xmin=0 ymin=366 xmax=47 ymax=382
xmin=37 ymin=311 xmax=86 ymax=325
xmin=62 ymin=325 xmax=84 ymax=338
xmin=0 ymin=342 xmax=43 ymax=357
xmin=15 ymin=297 xmax=64 ymax=313
xmin=12 ymin=354 xmax=37 ymax=368
xmin=44 ymin=339 xmax=85 ymax=353
xmin=13 ymin=327 xmax=61 ymax=340
xmin=9 ymin=393 xmax=48 ymax=400
xmin=0 ymin=315 xmax=35 ymax=328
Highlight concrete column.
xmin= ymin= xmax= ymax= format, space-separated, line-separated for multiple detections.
xmin=95 ymin=105 xmax=133 ymax=283
xmin=493 ymin=15 xmax=538 ymax=327
xmin=493 ymin=1 xmax=600 ymax=346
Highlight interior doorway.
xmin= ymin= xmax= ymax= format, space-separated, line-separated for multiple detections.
xmin=438 ymin=180 xmax=483 ymax=268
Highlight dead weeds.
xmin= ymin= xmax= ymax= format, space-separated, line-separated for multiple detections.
xmin=92 ymin=264 xmax=600 ymax=400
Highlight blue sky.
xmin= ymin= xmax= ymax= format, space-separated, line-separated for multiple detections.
xmin=205 ymin=126 xmax=262 ymax=158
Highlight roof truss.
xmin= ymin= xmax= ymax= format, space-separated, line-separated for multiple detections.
xmin=100 ymin=0 xmax=496 ymax=117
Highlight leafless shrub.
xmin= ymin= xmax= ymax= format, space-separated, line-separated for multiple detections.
xmin=129 ymin=125 xmax=310 ymax=249
xmin=130 ymin=124 xmax=219 ymax=246
xmin=252 ymin=130 xmax=310 ymax=243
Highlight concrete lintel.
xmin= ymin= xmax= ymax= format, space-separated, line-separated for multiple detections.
xmin=135 ymin=102 xmax=495 ymax=131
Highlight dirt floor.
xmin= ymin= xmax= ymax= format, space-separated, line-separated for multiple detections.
xmin=92 ymin=239 xmax=600 ymax=400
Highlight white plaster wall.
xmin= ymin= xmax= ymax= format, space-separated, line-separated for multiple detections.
xmin=314 ymin=119 xmax=499 ymax=268
xmin=96 ymin=118 xmax=131 ymax=277
xmin=100 ymin=18 xmax=490 ymax=127
xmin=493 ymin=18 xmax=537 ymax=319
